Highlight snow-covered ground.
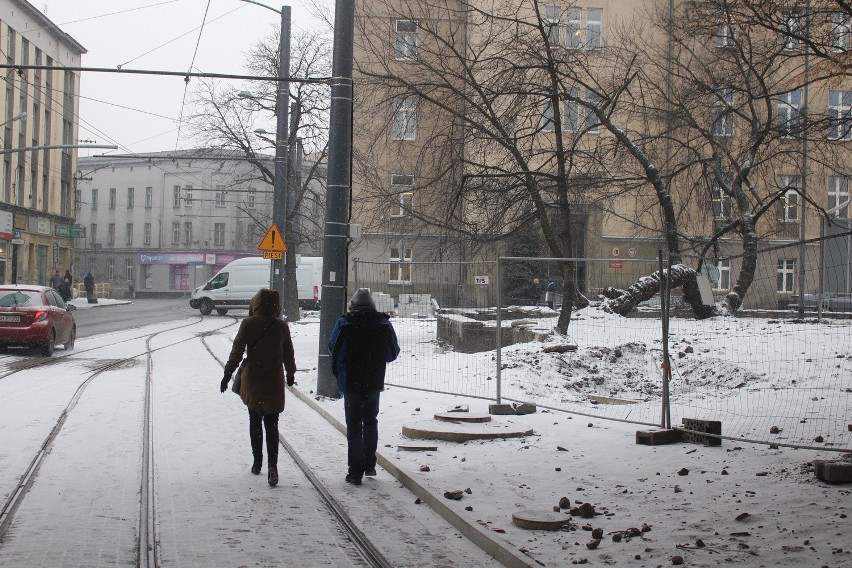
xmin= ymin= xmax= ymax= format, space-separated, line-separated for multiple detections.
xmin=0 ymin=305 xmax=849 ymax=567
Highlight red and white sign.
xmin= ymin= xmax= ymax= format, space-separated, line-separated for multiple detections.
xmin=0 ymin=210 xmax=12 ymax=240
xmin=609 ymin=261 xmax=623 ymax=269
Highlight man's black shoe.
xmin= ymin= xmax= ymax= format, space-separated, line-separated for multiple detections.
xmin=345 ymin=473 xmax=362 ymax=485
xmin=364 ymin=468 xmax=377 ymax=477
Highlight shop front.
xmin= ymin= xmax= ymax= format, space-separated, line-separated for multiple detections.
xmin=137 ymin=252 xmax=247 ymax=297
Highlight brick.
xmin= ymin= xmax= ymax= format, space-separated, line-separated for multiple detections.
xmin=513 ymin=402 xmax=537 ymax=415
xmin=814 ymin=460 xmax=852 ymax=484
xmin=489 ymin=403 xmax=515 ymax=415
xmin=680 ymin=418 xmax=722 ymax=447
xmin=636 ymin=429 xmax=683 ymax=446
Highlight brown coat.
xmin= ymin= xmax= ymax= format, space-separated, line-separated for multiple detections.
xmin=224 ymin=289 xmax=296 ymax=415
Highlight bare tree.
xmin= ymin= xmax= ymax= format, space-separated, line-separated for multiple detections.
xmin=353 ymin=0 xmax=850 ymax=327
xmin=189 ymin=28 xmax=331 ymax=320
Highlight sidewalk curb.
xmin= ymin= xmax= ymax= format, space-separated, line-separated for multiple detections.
xmin=287 ymin=386 xmax=536 ymax=568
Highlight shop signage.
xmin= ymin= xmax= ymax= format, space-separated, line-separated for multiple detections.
xmin=138 ymin=252 xmax=206 ymax=265
xmin=70 ymin=225 xmax=86 ymax=238
xmin=0 ymin=210 xmax=12 ymax=240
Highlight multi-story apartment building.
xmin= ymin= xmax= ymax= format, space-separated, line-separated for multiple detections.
xmin=349 ymin=0 xmax=852 ymax=310
xmin=74 ymin=150 xmax=324 ymax=297
xmin=0 ymin=0 xmax=85 ymax=285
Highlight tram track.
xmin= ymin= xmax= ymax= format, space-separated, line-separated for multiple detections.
xmin=201 ymin=336 xmax=394 ymax=568
xmin=0 ymin=316 xmax=239 ymax=553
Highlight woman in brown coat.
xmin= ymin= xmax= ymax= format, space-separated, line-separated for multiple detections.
xmin=220 ymin=289 xmax=296 ymax=486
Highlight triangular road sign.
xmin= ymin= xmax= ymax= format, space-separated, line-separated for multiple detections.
xmin=258 ymin=224 xmax=287 ymax=252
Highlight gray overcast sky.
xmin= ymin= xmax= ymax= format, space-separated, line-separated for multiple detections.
xmin=39 ymin=0 xmax=326 ymax=157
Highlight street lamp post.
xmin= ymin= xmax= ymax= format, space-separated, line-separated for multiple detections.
xmin=238 ymin=1 xmax=290 ymax=314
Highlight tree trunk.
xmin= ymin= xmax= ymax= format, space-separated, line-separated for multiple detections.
xmin=603 ymin=264 xmax=714 ymax=319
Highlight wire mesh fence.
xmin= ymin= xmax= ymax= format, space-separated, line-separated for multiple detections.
xmin=353 ymin=234 xmax=852 ymax=451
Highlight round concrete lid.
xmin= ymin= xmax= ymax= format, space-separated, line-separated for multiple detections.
xmin=402 ymin=419 xmax=533 ymax=442
xmin=434 ymin=412 xmax=492 ymax=423
xmin=511 ymin=510 xmax=571 ymax=531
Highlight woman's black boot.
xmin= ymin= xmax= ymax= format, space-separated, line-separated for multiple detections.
xmin=268 ymin=465 xmax=278 ymax=487
xmin=251 ymin=457 xmax=262 ymax=475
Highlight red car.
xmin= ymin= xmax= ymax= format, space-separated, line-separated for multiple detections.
xmin=0 ymin=285 xmax=77 ymax=356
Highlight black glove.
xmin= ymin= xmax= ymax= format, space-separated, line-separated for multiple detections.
xmin=286 ymin=374 xmax=295 ymax=387
xmin=220 ymin=373 xmax=231 ymax=393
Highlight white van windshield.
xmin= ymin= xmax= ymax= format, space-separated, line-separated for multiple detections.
xmin=209 ymin=272 xmax=229 ymax=289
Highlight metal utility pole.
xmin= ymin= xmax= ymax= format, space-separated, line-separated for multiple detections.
xmin=271 ymin=6 xmax=291 ymax=310
xmin=316 ymin=0 xmax=355 ymax=397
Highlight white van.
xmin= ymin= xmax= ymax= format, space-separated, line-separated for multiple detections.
xmin=189 ymin=256 xmax=322 ymax=315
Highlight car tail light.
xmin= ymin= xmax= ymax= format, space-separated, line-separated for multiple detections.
xmin=32 ymin=310 xmax=48 ymax=323
xmin=313 ymin=286 xmax=318 ymax=301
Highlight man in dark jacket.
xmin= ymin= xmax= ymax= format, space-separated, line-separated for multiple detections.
xmin=328 ymin=288 xmax=400 ymax=485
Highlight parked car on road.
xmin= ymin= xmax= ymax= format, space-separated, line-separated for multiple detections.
xmin=0 ymin=285 xmax=76 ymax=356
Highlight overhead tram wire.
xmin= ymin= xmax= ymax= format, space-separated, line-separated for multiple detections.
xmin=0 ymin=64 xmax=328 ymax=84
xmin=117 ymin=3 xmax=245 ymax=69
xmin=0 ymin=56 xmax=281 ymax=197
xmin=173 ymin=0 xmax=214 ymax=152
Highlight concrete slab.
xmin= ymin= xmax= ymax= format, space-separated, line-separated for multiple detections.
xmin=434 ymin=412 xmax=492 ymax=423
xmin=402 ymin=419 xmax=533 ymax=442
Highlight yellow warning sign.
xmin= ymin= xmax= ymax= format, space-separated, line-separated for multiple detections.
xmin=258 ymin=224 xmax=287 ymax=252
xmin=262 ymin=251 xmax=283 ymax=260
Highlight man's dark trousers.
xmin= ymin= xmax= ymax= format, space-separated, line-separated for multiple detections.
xmin=344 ymin=390 xmax=381 ymax=477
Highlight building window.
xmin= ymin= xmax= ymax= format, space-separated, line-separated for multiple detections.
xmin=215 ymin=185 xmax=226 ymax=207
xmin=584 ymin=89 xmax=603 ymax=132
xmin=777 ymin=259 xmax=795 ymax=292
xmin=214 ymin=223 xmax=225 ymax=246
xmin=544 ymin=6 xmax=562 ymax=47
xmin=91 ymin=188 xmax=98 ymax=210
xmin=90 ymin=223 xmax=97 ymax=245
xmin=712 ymin=88 xmax=734 ymax=137
xmin=715 ymin=10 xmax=735 ymax=48
xmin=172 ymin=222 xmax=180 ymax=245
xmin=394 ymin=19 xmax=417 ymax=60
xmin=832 ymin=12 xmax=852 ymax=51
xmin=711 ymin=185 xmax=733 ymax=219
xmin=712 ymin=259 xmax=731 ymax=291
xmin=173 ymin=185 xmax=181 ymax=208
xmin=247 ymin=188 xmax=256 ymax=209
xmin=391 ymin=174 xmax=414 ymax=217
xmin=107 ymin=223 xmax=115 ymax=246
xmin=184 ymin=222 xmax=192 ymax=245
xmin=777 ymin=89 xmax=801 ymax=137
xmin=392 ymin=97 xmax=417 ymax=140
xmin=75 ymin=189 xmax=81 ymax=210
xmin=125 ymin=223 xmax=133 ymax=246
xmin=144 ymin=222 xmax=152 ymax=245
xmin=828 ymin=90 xmax=852 ymax=140
xmin=108 ymin=258 xmax=115 ymax=281
xmin=566 ymin=7 xmax=581 ymax=49
xmin=564 ymin=87 xmax=579 ymax=132
xmin=127 ymin=187 xmax=134 ymax=209
xmin=184 ymin=185 xmax=193 ymax=207
xmin=145 ymin=186 xmax=152 ymax=208
xmin=828 ymin=176 xmax=850 ymax=218
xmin=782 ymin=10 xmax=801 ymax=51
xmin=776 ymin=175 xmax=799 ymax=222
xmin=125 ymin=259 xmax=133 ymax=281
xmin=542 ymin=98 xmax=556 ymax=132
xmin=586 ymin=8 xmax=602 ymax=49
xmin=389 ymin=245 xmax=412 ymax=283
xmin=109 ymin=187 xmax=116 ymax=209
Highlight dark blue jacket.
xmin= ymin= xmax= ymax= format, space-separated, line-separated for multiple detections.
xmin=328 ymin=310 xmax=400 ymax=396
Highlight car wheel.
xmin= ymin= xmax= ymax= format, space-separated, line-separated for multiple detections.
xmin=64 ymin=325 xmax=76 ymax=351
xmin=199 ymin=298 xmax=214 ymax=315
xmin=0 ymin=345 xmax=8 ymax=354
xmin=216 ymin=308 xmax=228 ymax=316
xmin=42 ymin=330 xmax=55 ymax=357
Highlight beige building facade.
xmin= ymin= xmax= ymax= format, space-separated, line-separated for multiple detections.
xmin=351 ymin=0 xmax=852 ymax=310
xmin=0 ymin=0 xmax=85 ymax=286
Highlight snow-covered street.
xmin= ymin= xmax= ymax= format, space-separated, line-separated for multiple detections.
xmin=0 ymin=308 xmax=849 ymax=567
